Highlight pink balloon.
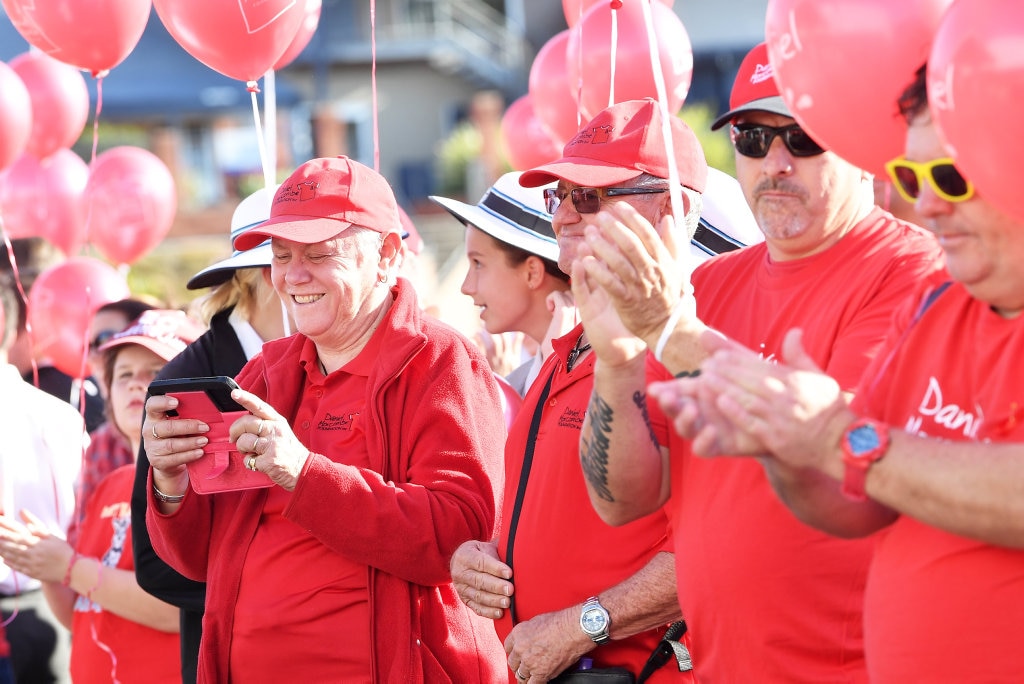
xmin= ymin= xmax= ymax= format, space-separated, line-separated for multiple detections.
xmin=0 ymin=149 xmax=89 ymax=256
xmin=273 ymin=0 xmax=321 ymax=70
xmin=562 ymin=0 xmax=674 ymax=28
xmin=529 ymin=30 xmax=582 ymax=146
xmin=85 ymin=146 xmax=177 ymax=265
xmin=501 ymin=95 xmax=564 ymax=172
xmin=0 ymin=62 xmax=31 ymax=172
xmin=1 ymin=0 xmax=151 ymax=75
xmin=928 ymin=0 xmax=1024 ymax=222
xmin=27 ymin=257 xmax=130 ymax=378
xmin=766 ymin=0 xmax=953 ymax=175
xmin=153 ymin=0 xmax=306 ymax=82
xmin=567 ymin=1 xmax=693 ymax=121
xmin=8 ymin=52 xmax=90 ymax=161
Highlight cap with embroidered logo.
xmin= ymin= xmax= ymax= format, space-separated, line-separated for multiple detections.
xmin=98 ymin=309 xmax=204 ymax=362
xmin=234 ymin=156 xmax=401 ymax=251
xmin=518 ymin=98 xmax=708 ymax=193
xmin=711 ymin=42 xmax=793 ymax=131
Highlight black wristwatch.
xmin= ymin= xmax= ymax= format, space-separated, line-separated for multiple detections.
xmin=580 ymin=596 xmax=611 ymax=645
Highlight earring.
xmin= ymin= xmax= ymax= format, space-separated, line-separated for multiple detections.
xmin=378 ymin=273 xmax=389 ymax=285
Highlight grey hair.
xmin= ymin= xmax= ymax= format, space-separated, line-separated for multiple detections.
xmin=633 ymin=173 xmax=703 ymax=239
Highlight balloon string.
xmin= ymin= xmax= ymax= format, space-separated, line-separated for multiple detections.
xmin=85 ymin=75 xmax=106 ymax=252
xmin=574 ymin=4 xmax=584 ymax=130
xmin=639 ymin=0 xmax=689 ymax=284
xmin=607 ymin=2 xmax=619 ymax=108
xmin=0 ymin=230 xmax=39 ymax=386
xmin=370 ymin=0 xmax=380 ymax=172
xmin=247 ymin=81 xmax=273 ymax=192
xmin=264 ymin=70 xmax=277 ymax=188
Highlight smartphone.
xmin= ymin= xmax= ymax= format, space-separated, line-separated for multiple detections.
xmin=149 ymin=376 xmax=245 ymax=414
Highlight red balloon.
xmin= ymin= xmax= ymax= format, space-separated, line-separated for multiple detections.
xmin=85 ymin=146 xmax=177 ymax=265
xmin=0 ymin=149 xmax=89 ymax=256
xmin=153 ymin=0 xmax=306 ymax=82
xmin=562 ymin=0 xmax=674 ymax=28
xmin=567 ymin=1 xmax=693 ymax=121
xmin=8 ymin=52 xmax=90 ymax=161
xmin=1 ymin=0 xmax=151 ymax=75
xmin=273 ymin=0 xmax=321 ymax=70
xmin=766 ymin=0 xmax=953 ymax=175
xmin=928 ymin=0 xmax=1024 ymax=221
xmin=27 ymin=257 xmax=130 ymax=378
xmin=0 ymin=61 xmax=31 ymax=172
xmin=501 ymin=95 xmax=564 ymax=172
xmin=529 ymin=30 xmax=582 ymax=146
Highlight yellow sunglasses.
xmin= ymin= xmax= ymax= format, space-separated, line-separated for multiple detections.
xmin=884 ymin=156 xmax=975 ymax=204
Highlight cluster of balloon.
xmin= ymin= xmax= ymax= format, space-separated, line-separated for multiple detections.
xmin=504 ymin=0 xmax=692 ymax=170
xmin=27 ymin=257 xmax=130 ymax=378
xmin=500 ymin=95 xmax=564 ymax=171
xmin=764 ymin=0 xmax=954 ymax=176
xmin=928 ymin=0 xmax=1024 ymax=223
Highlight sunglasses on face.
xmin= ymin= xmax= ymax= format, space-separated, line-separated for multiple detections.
xmin=730 ymin=123 xmax=826 ymax=158
xmin=89 ymin=329 xmax=118 ymax=352
xmin=543 ymin=186 xmax=667 ymax=214
xmin=884 ymin=156 xmax=974 ymax=204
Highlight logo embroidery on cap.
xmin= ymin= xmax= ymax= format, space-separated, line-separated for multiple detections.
xmin=750 ymin=63 xmax=774 ymax=85
xmin=276 ymin=180 xmax=318 ymax=204
xmin=568 ymin=124 xmax=614 ymax=147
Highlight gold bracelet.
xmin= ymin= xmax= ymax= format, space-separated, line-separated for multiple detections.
xmin=152 ymin=484 xmax=185 ymax=504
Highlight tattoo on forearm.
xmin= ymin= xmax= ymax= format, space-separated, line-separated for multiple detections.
xmin=632 ymin=391 xmax=659 ymax=449
xmin=675 ymin=369 xmax=701 ymax=379
xmin=582 ymin=392 xmax=615 ymax=502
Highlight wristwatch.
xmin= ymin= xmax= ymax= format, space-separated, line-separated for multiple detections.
xmin=580 ymin=596 xmax=611 ymax=645
xmin=840 ymin=418 xmax=891 ymax=501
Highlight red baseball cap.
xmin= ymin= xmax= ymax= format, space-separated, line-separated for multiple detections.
xmin=711 ymin=42 xmax=792 ymax=130
xmin=518 ymin=98 xmax=708 ymax=193
xmin=99 ymin=309 xmax=204 ymax=362
xmin=234 ymin=156 xmax=401 ymax=250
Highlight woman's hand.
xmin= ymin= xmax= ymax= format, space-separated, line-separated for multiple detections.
xmin=228 ymin=388 xmax=311 ymax=491
xmin=0 ymin=510 xmax=73 ymax=584
xmin=143 ymin=394 xmax=210 ymax=496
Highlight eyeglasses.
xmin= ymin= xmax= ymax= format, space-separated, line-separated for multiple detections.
xmin=543 ymin=186 xmax=667 ymax=214
xmin=89 ymin=329 xmax=118 ymax=352
xmin=730 ymin=123 xmax=825 ymax=158
xmin=884 ymin=156 xmax=974 ymax=204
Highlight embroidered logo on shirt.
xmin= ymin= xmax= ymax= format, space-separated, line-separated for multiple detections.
xmin=318 ymin=411 xmax=359 ymax=431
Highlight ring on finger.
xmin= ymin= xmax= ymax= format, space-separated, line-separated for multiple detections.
xmin=516 ymin=668 xmax=528 ymax=681
xmin=152 ymin=425 xmax=159 ymax=440
xmin=246 ymin=455 xmax=258 ymax=471
xmin=257 ymin=419 xmax=265 ymax=437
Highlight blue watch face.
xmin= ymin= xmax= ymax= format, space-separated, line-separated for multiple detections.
xmin=848 ymin=424 xmax=880 ymax=454
xmin=582 ymin=608 xmax=607 ymax=632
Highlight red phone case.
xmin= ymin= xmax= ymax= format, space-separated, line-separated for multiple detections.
xmin=166 ymin=390 xmax=274 ymax=493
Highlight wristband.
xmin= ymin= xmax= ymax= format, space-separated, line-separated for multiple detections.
xmin=62 ymin=551 xmax=81 ymax=587
xmin=654 ymin=296 xmax=690 ymax=364
xmin=153 ymin=484 xmax=185 ymax=504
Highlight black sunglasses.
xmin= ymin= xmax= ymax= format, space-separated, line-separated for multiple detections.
xmin=730 ymin=123 xmax=825 ymax=158
xmin=543 ymin=186 xmax=667 ymax=214
xmin=89 ymin=329 xmax=118 ymax=352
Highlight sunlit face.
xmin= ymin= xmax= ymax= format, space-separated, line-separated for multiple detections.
xmin=549 ymin=178 xmax=670 ymax=275
xmin=905 ymin=117 xmax=1024 ymax=315
xmin=733 ymin=111 xmax=868 ymax=260
xmin=460 ymin=226 xmax=535 ymax=335
xmin=109 ymin=345 xmax=166 ymax=451
xmin=271 ymin=228 xmax=388 ymax=348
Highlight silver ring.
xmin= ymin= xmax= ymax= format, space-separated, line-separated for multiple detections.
xmin=151 ymin=425 xmax=159 ymax=440
xmin=246 ymin=455 xmax=258 ymax=471
xmin=257 ymin=420 xmax=265 ymax=437
xmin=516 ymin=669 xmax=528 ymax=682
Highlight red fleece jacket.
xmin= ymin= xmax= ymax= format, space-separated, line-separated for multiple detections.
xmin=149 ymin=279 xmax=507 ymax=682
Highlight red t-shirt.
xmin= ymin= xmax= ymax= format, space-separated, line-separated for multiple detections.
xmin=851 ymin=282 xmax=1024 ymax=682
xmin=671 ymin=209 xmax=945 ymax=683
xmin=71 ymin=466 xmax=180 ymax=683
xmin=495 ymin=326 xmax=688 ymax=683
xmin=229 ymin=334 xmax=380 ymax=682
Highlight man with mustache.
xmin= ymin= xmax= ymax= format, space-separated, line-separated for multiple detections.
xmin=570 ymin=43 xmax=945 ymax=682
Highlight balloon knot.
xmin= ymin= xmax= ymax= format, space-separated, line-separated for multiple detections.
xmin=246 ymin=80 xmax=261 ymax=94
xmin=92 ymin=69 xmax=110 ymax=79
xmin=610 ymin=0 xmax=623 ymax=8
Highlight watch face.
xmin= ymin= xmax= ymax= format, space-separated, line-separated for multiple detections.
xmin=581 ymin=607 xmax=608 ymax=634
xmin=848 ymin=424 xmax=880 ymax=456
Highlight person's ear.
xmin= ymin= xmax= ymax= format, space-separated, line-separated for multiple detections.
xmin=524 ymin=255 xmax=546 ymax=289
xmin=379 ymin=232 xmax=402 ymax=266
